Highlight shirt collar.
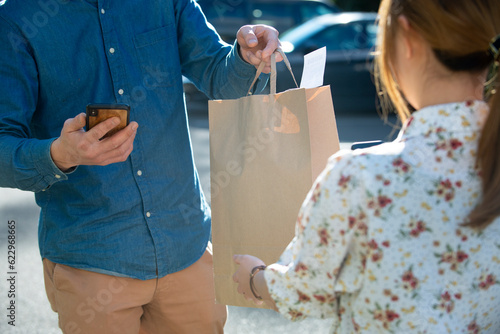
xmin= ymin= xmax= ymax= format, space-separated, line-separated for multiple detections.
xmin=400 ymin=100 xmax=489 ymax=140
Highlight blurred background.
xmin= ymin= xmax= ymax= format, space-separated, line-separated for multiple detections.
xmin=185 ymin=0 xmax=388 ymax=117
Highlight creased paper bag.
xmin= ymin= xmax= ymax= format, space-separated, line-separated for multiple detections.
xmin=209 ymin=50 xmax=340 ymax=308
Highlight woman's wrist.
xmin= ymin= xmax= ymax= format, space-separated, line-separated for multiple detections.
xmin=249 ymin=265 xmax=267 ymax=300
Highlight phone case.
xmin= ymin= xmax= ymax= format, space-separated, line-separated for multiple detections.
xmin=86 ymin=104 xmax=130 ymax=139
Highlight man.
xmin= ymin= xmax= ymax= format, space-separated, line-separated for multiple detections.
xmin=0 ymin=0 xmax=279 ymax=332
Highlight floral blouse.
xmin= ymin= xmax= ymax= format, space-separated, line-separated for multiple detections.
xmin=265 ymin=101 xmax=500 ymax=333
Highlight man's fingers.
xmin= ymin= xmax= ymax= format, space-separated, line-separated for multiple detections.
xmin=249 ymin=25 xmax=279 ymax=59
xmin=98 ymin=140 xmax=134 ymax=166
xmin=98 ymin=121 xmax=138 ymax=153
xmin=261 ymin=35 xmax=280 ymax=59
xmin=237 ymin=25 xmax=256 ymax=47
xmin=82 ymin=121 xmax=137 ymax=164
xmin=90 ymin=122 xmax=138 ymax=165
xmin=63 ymin=113 xmax=86 ymax=133
xmin=237 ymin=24 xmax=282 ymax=69
xmin=245 ymin=51 xmax=263 ymax=67
xmin=273 ymin=50 xmax=283 ymax=62
xmin=251 ymin=50 xmax=284 ymax=74
xmin=87 ymin=117 xmax=121 ymax=142
xmin=54 ymin=115 xmax=138 ymax=169
xmin=245 ymin=29 xmax=258 ymax=47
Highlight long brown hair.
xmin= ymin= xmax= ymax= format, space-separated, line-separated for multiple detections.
xmin=375 ymin=0 xmax=500 ymax=229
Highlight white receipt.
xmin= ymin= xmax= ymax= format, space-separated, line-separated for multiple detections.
xmin=299 ymin=47 xmax=327 ymax=89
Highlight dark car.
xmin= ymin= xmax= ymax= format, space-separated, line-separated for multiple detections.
xmin=183 ymin=12 xmax=379 ymax=116
xmin=277 ymin=12 xmax=379 ymax=114
xmin=196 ymin=0 xmax=341 ymax=42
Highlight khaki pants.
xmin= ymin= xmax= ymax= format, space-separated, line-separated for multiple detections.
xmin=43 ymin=247 xmax=227 ymax=334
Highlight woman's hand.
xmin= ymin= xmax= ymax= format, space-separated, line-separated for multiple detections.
xmin=232 ymin=254 xmax=266 ymax=305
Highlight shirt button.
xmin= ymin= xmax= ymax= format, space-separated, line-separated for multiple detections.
xmin=146 ymin=212 xmax=151 ymax=218
xmin=101 ymin=8 xmax=105 ymax=14
xmin=118 ymin=89 xmax=124 ymax=95
xmin=137 ymin=170 xmax=143 ymax=176
xmin=109 ymin=47 xmax=115 ymax=54
xmin=55 ymin=174 xmax=61 ymax=179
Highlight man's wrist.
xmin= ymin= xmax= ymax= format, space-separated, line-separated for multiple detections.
xmin=236 ymin=42 xmax=243 ymax=61
xmin=50 ymin=138 xmax=76 ymax=172
xmin=236 ymin=42 xmax=251 ymax=65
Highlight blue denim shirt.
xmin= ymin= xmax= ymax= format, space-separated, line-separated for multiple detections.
xmin=0 ymin=0 xmax=266 ymax=279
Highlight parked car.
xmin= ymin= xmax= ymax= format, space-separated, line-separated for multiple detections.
xmin=196 ymin=0 xmax=341 ymax=42
xmin=277 ymin=12 xmax=379 ymax=114
xmin=183 ymin=12 xmax=379 ymax=116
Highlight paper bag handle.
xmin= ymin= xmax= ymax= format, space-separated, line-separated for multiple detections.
xmin=246 ymin=47 xmax=298 ymax=96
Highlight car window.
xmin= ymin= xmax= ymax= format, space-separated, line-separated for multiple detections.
xmin=365 ymin=22 xmax=378 ymax=47
xmin=251 ymin=3 xmax=294 ymax=18
xmin=308 ymin=20 xmax=377 ymax=52
xmin=197 ymin=0 xmax=247 ymax=19
xmin=299 ymin=3 xmax=338 ymax=22
xmin=251 ymin=3 xmax=296 ymax=27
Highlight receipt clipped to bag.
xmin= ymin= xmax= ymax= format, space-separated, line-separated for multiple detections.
xmin=300 ymin=46 xmax=327 ymax=89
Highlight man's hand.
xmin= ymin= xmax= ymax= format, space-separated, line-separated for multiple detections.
xmin=50 ymin=113 xmax=138 ymax=171
xmin=237 ymin=24 xmax=282 ymax=74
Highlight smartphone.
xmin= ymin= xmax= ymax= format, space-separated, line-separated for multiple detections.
xmin=86 ymin=104 xmax=130 ymax=139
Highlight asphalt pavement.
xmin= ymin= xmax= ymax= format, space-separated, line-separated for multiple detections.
xmin=0 ymin=111 xmax=398 ymax=334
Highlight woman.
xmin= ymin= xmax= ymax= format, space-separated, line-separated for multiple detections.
xmin=233 ymin=0 xmax=500 ymax=332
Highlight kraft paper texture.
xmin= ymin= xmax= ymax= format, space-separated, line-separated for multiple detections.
xmin=209 ymin=84 xmax=339 ymax=308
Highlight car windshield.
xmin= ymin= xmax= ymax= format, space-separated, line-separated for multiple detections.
xmin=299 ymin=2 xmax=340 ymax=21
xmin=312 ymin=20 xmax=377 ymax=51
xmin=196 ymin=0 xmax=246 ymax=19
xmin=250 ymin=3 xmax=296 ymax=27
xmin=281 ymin=14 xmax=378 ymax=52
xmin=280 ymin=18 xmax=325 ymax=44
xmin=251 ymin=2 xmax=339 ymax=20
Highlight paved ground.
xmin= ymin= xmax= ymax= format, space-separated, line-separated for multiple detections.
xmin=0 ymin=112 xmax=397 ymax=333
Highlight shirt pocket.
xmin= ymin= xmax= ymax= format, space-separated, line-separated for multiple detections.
xmin=134 ymin=25 xmax=178 ymax=88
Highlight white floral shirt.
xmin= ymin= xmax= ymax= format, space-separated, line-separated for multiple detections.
xmin=265 ymin=101 xmax=500 ymax=333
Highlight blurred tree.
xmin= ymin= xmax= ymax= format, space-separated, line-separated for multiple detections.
xmin=332 ymin=0 xmax=381 ymax=12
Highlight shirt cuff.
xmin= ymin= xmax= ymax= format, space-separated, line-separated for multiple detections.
xmin=232 ymin=40 xmax=256 ymax=73
xmin=31 ymin=138 xmax=75 ymax=191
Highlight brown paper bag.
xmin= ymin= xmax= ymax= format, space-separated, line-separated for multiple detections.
xmin=209 ymin=50 xmax=340 ymax=308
